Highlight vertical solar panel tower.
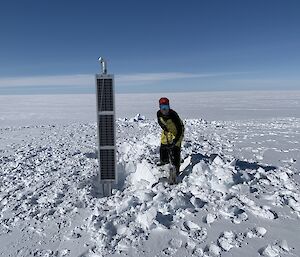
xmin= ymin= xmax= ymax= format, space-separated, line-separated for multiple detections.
xmin=96 ymin=57 xmax=116 ymax=196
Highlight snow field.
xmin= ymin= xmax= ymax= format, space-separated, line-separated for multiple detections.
xmin=0 ymin=117 xmax=300 ymax=256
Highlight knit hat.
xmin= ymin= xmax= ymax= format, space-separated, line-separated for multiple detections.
xmin=159 ymin=97 xmax=169 ymax=105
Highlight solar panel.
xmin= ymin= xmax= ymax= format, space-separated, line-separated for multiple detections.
xmin=95 ymin=73 xmax=116 ymax=185
xmin=99 ymin=115 xmax=114 ymax=146
xmin=100 ymin=149 xmax=116 ymax=180
xmin=96 ymin=79 xmax=113 ymax=112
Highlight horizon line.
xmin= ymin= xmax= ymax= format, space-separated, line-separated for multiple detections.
xmin=1 ymin=88 xmax=300 ymax=96
xmin=0 ymin=71 xmax=248 ymax=88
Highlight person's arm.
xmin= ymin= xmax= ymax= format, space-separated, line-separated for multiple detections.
xmin=157 ymin=111 xmax=168 ymax=131
xmin=170 ymin=110 xmax=183 ymax=144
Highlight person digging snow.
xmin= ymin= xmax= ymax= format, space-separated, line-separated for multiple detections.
xmin=157 ymin=97 xmax=184 ymax=175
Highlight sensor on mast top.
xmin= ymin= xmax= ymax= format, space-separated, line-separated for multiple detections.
xmin=98 ymin=57 xmax=107 ymax=74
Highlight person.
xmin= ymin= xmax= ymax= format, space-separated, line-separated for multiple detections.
xmin=157 ymin=97 xmax=184 ymax=175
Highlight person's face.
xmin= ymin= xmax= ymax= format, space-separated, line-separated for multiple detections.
xmin=160 ymin=105 xmax=170 ymax=115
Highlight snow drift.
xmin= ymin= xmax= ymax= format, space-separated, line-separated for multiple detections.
xmin=0 ymin=117 xmax=299 ymax=257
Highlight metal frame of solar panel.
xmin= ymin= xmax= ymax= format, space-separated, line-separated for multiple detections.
xmin=95 ymin=74 xmax=116 ymax=187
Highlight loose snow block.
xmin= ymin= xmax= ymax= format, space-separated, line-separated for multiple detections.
xmin=137 ymin=207 xmax=157 ymax=230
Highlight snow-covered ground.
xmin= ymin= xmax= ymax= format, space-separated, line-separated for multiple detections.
xmin=0 ymin=91 xmax=300 ymax=257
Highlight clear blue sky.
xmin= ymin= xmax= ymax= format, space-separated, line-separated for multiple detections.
xmin=0 ymin=0 xmax=299 ymax=94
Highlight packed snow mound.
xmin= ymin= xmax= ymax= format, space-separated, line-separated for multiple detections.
xmin=0 ymin=117 xmax=299 ymax=256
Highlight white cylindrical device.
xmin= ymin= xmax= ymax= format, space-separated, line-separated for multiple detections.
xmin=98 ymin=57 xmax=107 ymax=74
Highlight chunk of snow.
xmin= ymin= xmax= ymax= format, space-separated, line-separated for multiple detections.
xmin=137 ymin=207 xmax=157 ymax=230
xmin=182 ymin=221 xmax=200 ymax=231
xmin=207 ymin=243 xmax=221 ymax=256
xmin=169 ymin=238 xmax=182 ymax=248
xmin=169 ymin=193 xmax=192 ymax=210
xmin=129 ymin=160 xmax=157 ymax=187
xmin=278 ymin=240 xmax=289 ymax=252
xmin=212 ymin=155 xmax=225 ymax=166
xmin=261 ymin=244 xmax=280 ymax=257
xmin=205 ymin=213 xmax=216 ymax=224
xmin=255 ymin=227 xmax=267 ymax=237
xmin=218 ymin=231 xmax=237 ymax=251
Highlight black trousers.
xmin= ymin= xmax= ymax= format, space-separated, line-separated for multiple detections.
xmin=160 ymin=144 xmax=181 ymax=170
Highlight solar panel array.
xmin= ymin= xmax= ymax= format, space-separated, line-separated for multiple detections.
xmin=96 ymin=75 xmax=116 ymax=181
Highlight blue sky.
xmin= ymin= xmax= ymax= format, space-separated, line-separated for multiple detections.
xmin=0 ymin=0 xmax=299 ymax=94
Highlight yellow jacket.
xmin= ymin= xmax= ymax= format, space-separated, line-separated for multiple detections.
xmin=157 ymin=109 xmax=184 ymax=147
